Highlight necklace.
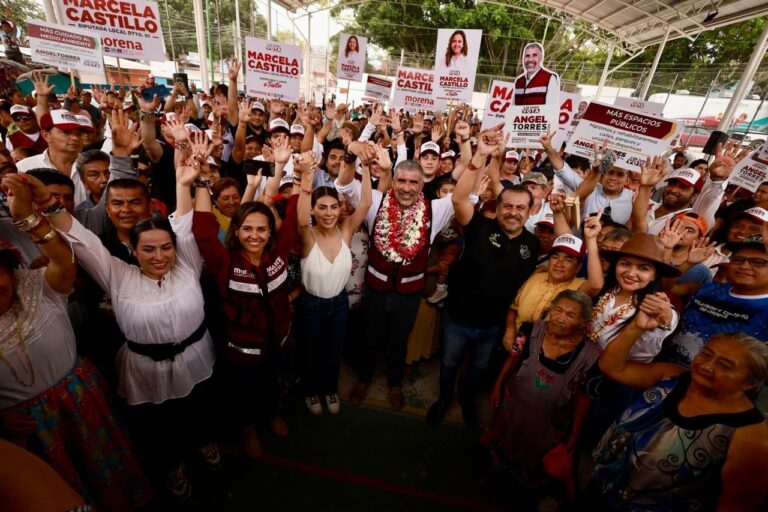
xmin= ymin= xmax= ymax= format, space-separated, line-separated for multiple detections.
xmin=0 ymin=311 xmax=36 ymax=387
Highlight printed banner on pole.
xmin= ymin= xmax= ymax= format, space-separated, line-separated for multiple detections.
xmin=57 ymin=0 xmax=166 ymax=61
xmin=27 ymin=19 xmax=106 ymax=81
xmin=503 ymin=102 xmax=560 ymax=149
xmin=245 ymin=37 xmax=302 ymax=103
xmin=728 ymin=142 xmax=768 ymax=192
xmin=364 ymin=75 xmax=392 ymax=102
xmin=392 ymin=66 xmax=445 ymax=113
xmin=336 ymin=34 xmax=367 ymax=82
xmin=432 ymin=28 xmax=482 ymax=104
xmin=552 ymin=92 xmax=585 ymax=149
xmin=565 ymin=101 xmax=681 ymax=172
xmin=614 ymin=97 xmax=664 ymax=116
xmin=481 ymin=79 xmax=515 ymax=130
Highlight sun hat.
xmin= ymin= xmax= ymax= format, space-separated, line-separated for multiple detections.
xmin=601 ymin=233 xmax=682 ymax=277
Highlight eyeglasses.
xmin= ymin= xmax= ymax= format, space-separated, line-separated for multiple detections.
xmin=730 ymin=256 xmax=768 ymax=268
xmin=14 ymin=116 xmax=31 ymax=121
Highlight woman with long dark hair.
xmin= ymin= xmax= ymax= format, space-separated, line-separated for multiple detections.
xmin=444 ymin=30 xmax=468 ymax=68
xmin=296 ymin=153 xmax=371 ymax=415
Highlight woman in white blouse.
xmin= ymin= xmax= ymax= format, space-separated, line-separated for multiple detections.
xmin=0 ymin=173 xmax=152 ymax=510
xmin=22 ymin=159 xmax=219 ymax=500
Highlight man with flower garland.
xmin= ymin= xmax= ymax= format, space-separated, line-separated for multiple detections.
xmin=426 ymin=126 xmax=539 ymax=427
xmin=335 ymin=142 xmax=456 ymax=410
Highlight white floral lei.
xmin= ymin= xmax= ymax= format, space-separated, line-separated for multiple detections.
xmin=373 ymin=190 xmax=429 ymax=264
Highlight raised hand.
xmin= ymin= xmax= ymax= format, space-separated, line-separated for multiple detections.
xmin=369 ymin=104 xmax=384 ymax=127
xmin=373 ymin=144 xmax=392 ymax=172
xmin=476 ymin=175 xmax=491 ymax=197
xmin=175 ymin=155 xmax=201 ymax=186
xmin=238 ymin=99 xmax=252 ymax=125
xmin=548 ymin=192 xmax=566 ymax=214
xmin=687 ymin=236 xmax=717 ymax=265
xmin=389 ymin=109 xmax=402 ymax=133
xmin=272 ymin=136 xmax=292 ymax=165
xmin=709 ymin=140 xmax=750 ymax=180
xmin=228 ymin=59 xmax=241 ymax=82
xmin=538 ymin=128 xmax=555 ymax=149
xmin=325 ymin=101 xmax=336 ymax=120
xmin=1 ymin=173 xmax=36 ymax=220
xmin=634 ymin=292 xmax=673 ymax=330
xmin=31 ymin=70 xmax=56 ymax=97
xmin=411 ymin=113 xmax=424 ymax=134
xmin=659 ymin=218 xmax=686 ymax=250
xmin=111 ymin=109 xmax=142 ymax=155
xmin=518 ymin=149 xmax=533 ymax=176
xmin=334 ymin=103 xmax=348 ymax=121
xmin=477 ymin=126 xmax=503 ymax=157
xmin=346 ymin=141 xmax=376 ymax=165
xmin=431 ymin=122 xmax=445 ymax=143
xmin=189 ymin=130 xmax=212 ymax=162
xmin=135 ymin=91 xmax=160 ymax=113
xmin=583 ymin=210 xmax=603 ymax=240
xmin=454 ymin=120 xmax=470 ymax=142
xmin=590 ymin=139 xmax=610 ymax=171
xmin=639 ymin=155 xmax=667 ymax=187
xmin=261 ymin=145 xmax=274 ymax=163
xmin=165 ymin=116 xmax=189 ymax=143
xmin=294 ymin=150 xmax=317 ymax=179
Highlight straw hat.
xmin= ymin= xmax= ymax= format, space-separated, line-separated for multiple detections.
xmin=601 ymin=233 xmax=681 ymax=278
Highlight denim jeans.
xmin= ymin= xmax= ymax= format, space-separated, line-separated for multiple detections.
xmin=438 ymin=310 xmax=502 ymax=403
xmin=359 ymin=289 xmax=421 ymax=387
xmin=298 ymin=289 xmax=349 ymax=396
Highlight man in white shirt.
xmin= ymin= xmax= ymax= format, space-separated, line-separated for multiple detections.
xmin=16 ymin=110 xmax=94 ymax=205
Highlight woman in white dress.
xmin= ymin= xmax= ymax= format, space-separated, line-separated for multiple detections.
xmin=296 ymin=152 xmax=371 ymax=415
xmin=23 ymin=156 xmax=219 ymax=500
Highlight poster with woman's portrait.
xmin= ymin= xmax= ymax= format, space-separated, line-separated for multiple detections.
xmin=336 ymin=33 xmax=367 ymax=82
xmin=432 ymin=28 xmax=482 ymax=104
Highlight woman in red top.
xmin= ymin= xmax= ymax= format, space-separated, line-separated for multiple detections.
xmin=184 ymin=140 xmax=301 ymax=459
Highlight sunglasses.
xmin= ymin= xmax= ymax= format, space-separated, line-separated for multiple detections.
xmin=13 ymin=115 xmax=32 ymax=121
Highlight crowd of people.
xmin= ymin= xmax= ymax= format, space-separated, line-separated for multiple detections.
xmin=0 ymin=59 xmax=767 ymax=511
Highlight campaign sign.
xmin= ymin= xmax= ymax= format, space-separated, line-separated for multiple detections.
xmin=614 ymin=97 xmax=664 ymax=116
xmin=336 ymin=34 xmax=367 ymax=82
xmin=481 ymin=79 xmax=515 ymax=130
xmin=432 ymin=28 xmax=482 ymax=104
xmin=503 ymin=102 xmax=560 ymax=149
xmin=27 ymin=19 xmax=106 ymax=80
xmin=729 ymin=141 xmax=768 ymax=192
xmin=552 ymin=92 xmax=584 ymax=150
xmin=245 ymin=37 xmax=302 ymax=103
xmin=392 ymin=66 xmax=445 ymax=112
xmin=57 ymin=0 xmax=166 ymax=61
xmin=566 ymin=101 xmax=681 ymax=172
xmin=364 ymin=75 xmax=392 ymax=102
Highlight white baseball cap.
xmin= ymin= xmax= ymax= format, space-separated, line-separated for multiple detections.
xmin=75 ymin=114 xmax=94 ymax=133
xmin=420 ymin=141 xmax=440 ymax=156
xmin=290 ymin=124 xmax=305 ymax=136
xmin=10 ymin=105 xmax=32 ymax=117
xmin=440 ymin=150 xmax=456 ymax=160
xmin=268 ymin=118 xmax=290 ymax=133
xmin=40 ymin=109 xmax=83 ymax=131
xmin=504 ymin=150 xmax=519 ymax=162
xmin=535 ymin=213 xmax=554 ymax=227
xmin=551 ymin=234 xmax=584 ymax=257
xmin=250 ymin=101 xmax=266 ymax=112
xmin=738 ymin=207 xmax=768 ymax=224
xmin=665 ymin=168 xmax=702 ymax=190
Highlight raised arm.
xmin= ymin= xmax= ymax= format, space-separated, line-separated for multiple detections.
xmin=174 ymin=154 xmax=201 ymax=217
xmin=2 ymin=174 xmax=75 ymax=294
xmin=31 ymin=71 xmax=55 ymax=123
xmin=549 ymin=193 xmax=572 ymax=235
xmin=580 ymin=213 xmax=605 ymax=297
xmin=450 ymin=119 xmax=473 ymax=180
xmin=372 ymin=144 xmax=393 ymax=194
xmin=598 ymin=293 xmax=683 ymax=388
xmin=297 ymin=151 xmax=318 ymax=254
xmin=344 ymin=152 xmax=373 ymax=241
xmin=453 ymin=127 xmax=500 ymax=226
xmin=539 ymin=129 xmax=564 ymax=172
xmin=135 ymin=92 xmax=163 ymax=163
xmin=231 ymin=99 xmax=251 ymax=165
xmin=263 ymin=136 xmax=292 ymax=201
xmin=631 ymin=156 xmax=667 ymax=233
xmin=227 ymin=59 xmax=241 ymax=126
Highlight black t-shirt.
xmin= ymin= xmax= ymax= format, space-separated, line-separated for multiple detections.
xmin=445 ymin=212 xmax=539 ymax=328
xmin=422 ymin=180 xmax=441 ymax=201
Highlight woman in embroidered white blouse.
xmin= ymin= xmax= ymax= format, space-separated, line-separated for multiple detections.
xmin=19 ymin=160 xmax=220 ymax=499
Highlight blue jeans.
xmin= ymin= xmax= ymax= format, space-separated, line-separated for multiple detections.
xmin=298 ymin=290 xmax=349 ymax=395
xmin=438 ymin=310 xmax=502 ymax=403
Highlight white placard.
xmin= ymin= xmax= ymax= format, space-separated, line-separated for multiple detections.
xmin=432 ymin=29 xmax=482 ymax=104
xmin=566 ymin=101 xmax=682 ymax=172
xmin=364 ymin=75 xmax=392 ymax=102
xmin=57 ymin=0 xmax=166 ymax=61
xmin=336 ymin=34 xmax=367 ymax=82
xmin=392 ymin=66 xmax=445 ymax=113
xmin=245 ymin=37 xmax=302 ymax=103
xmin=27 ymin=19 xmax=106 ymax=81
xmin=729 ymin=142 xmax=768 ymax=192
xmin=552 ymin=92 xmax=585 ymax=150
xmin=614 ymin=97 xmax=664 ymax=116
xmin=503 ymin=103 xmax=559 ymax=149
xmin=481 ymin=79 xmax=515 ymax=130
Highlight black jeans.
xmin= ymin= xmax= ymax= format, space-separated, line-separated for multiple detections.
xmin=358 ymin=289 xmax=421 ymax=387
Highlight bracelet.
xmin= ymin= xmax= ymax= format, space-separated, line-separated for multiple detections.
xmin=393 ymin=130 xmax=403 ymax=138
xmin=175 ymin=140 xmax=190 ymax=150
xmin=300 ymin=186 xmax=313 ymax=194
xmin=13 ymin=213 xmax=43 ymax=232
xmin=40 ymin=200 xmax=66 ymax=217
xmin=32 ymin=227 xmax=57 ymax=245
xmin=139 ymin=111 xmax=156 ymax=122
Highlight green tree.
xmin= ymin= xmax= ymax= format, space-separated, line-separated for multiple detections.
xmin=2 ymin=0 xmax=46 ymax=38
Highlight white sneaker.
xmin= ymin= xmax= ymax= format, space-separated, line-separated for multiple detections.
xmin=427 ymin=286 xmax=448 ymax=304
xmin=305 ymin=395 xmax=323 ymax=416
xmin=325 ymin=393 xmax=341 ymax=415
